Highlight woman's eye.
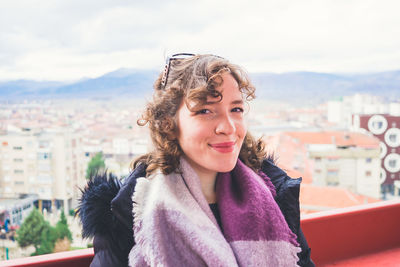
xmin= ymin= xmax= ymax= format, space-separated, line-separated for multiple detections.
xmin=195 ymin=109 xmax=211 ymax=115
xmin=232 ymin=107 xmax=244 ymax=113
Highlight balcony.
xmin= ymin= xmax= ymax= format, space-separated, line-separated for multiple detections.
xmin=1 ymin=199 xmax=399 ymax=267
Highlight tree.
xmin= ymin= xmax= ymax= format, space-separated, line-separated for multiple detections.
xmin=34 ymin=222 xmax=58 ymax=256
xmin=16 ymin=208 xmax=58 ymax=255
xmin=86 ymin=152 xmax=105 ymax=179
xmin=55 ymin=210 xmax=72 ymax=242
xmin=16 ymin=208 xmax=46 ymax=251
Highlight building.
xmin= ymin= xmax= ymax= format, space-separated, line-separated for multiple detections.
xmin=270 ymin=131 xmax=381 ymax=199
xmin=352 ymin=114 xmax=400 ymax=196
xmin=0 ymin=194 xmax=38 ymax=226
xmin=327 ymin=93 xmax=400 ymax=128
xmin=0 ymin=128 xmax=86 ymax=214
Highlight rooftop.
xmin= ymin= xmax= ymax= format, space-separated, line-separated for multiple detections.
xmin=285 ymin=131 xmax=379 ymax=148
xmin=300 ymin=184 xmax=380 ymax=213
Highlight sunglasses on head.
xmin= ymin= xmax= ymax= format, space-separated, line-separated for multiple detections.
xmin=160 ymin=53 xmax=196 ymax=89
xmin=160 ymin=53 xmax=225 ymax=90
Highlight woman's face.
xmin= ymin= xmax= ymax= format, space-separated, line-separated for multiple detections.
xmin=176 ymin=72 xmax=247 ymax=177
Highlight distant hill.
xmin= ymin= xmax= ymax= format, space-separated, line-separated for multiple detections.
xmin=251 ymin=70 xmax=400 ymax=104
xmin=1 ymin=69 xmax=399 ymax=104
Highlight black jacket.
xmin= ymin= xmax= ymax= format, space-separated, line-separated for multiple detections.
xmin=78 ymin=159 xmax=315 ymax=267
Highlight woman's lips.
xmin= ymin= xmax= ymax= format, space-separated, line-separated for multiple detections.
xmin=209 ymin=142 xmax=235 ymax=153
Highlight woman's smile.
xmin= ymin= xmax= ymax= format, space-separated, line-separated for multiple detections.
xmin=209 ymin=141 xmax=236 ymax=153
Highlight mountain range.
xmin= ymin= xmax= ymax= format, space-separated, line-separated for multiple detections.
xmin=1 ymin=69 xmax=399 ymax=104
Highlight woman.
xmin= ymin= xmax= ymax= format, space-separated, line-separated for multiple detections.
xmin=78 ymin=54 xmax=314 ymax=266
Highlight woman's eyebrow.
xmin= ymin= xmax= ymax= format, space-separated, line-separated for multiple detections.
xmin=203 ymin=99 xmax=244 ymax=105
xmin=231 ymin=99 xmax=244 ymax=105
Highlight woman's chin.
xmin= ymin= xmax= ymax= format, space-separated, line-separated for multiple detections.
xmin=215 ymin=162 xmax=237 ymax=173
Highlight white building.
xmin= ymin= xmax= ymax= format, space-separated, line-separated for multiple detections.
xmin=281 ymin=131 xmax=381 ymax=199
xmin=0 ymin=128 xmax=86 ymax=214
xmin=327 ymin=93 xmax=399 ymax=129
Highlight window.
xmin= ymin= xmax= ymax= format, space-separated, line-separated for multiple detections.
xmin=368 ymin=115 xmax=388 ymax=135
xmin=366 ymin=158 xmax=372 ymax=163
xmin=365 ymin=171 xmax=372 ymax=177
xmin=372 ymin=121 xmax=383 ymax=129
xmin=38 ymin=140 xmax=50 ymax=148
xmin=37 ymin=152 xmax=51 ymax=160
xmin=384 ymin=153 xmax=400 ymax=173
xmin=13 ymin=158 xmax=23 ymax=162
xmin=37 ymin=175 xmax=53 ymax=183
xmin=315 ymin=157 xmax=322 ymax=162
xmin=385 ymin=128 xmax=400 ymax=148
xmin=14 ymin=181 xmax=24 ymax=185
xmin=13 ymin=146 xmax=22 ymax=150
xmin=327 ymin=170 xmax=339 ymax=186
xmin=389 ymin=160 xmax=396 ymax=168
xmin=327 ymin=170 xmax=339 ymax=176
xmin=14 ymin=169 xmax=24 ymax=174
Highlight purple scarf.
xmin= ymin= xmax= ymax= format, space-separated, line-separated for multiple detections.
xmin=129 ymin=158 xmax=300 ymax=266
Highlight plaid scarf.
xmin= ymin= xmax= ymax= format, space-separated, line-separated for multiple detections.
xmin=129 ymin=158 xmax=300 ymax=266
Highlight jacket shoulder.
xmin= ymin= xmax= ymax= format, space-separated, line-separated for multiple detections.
xmin=260 ymin=158 xmax=315 ymax=267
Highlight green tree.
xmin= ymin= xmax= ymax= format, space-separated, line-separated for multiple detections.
xmin=16 ymin=208 xmax=57 ymax=255
xmin=34 ymin=222 xmax=58 ymax=256
xmin=16 ymin=208 xmax=46 ymax=251
xmin=55 ymin=210 xmax=72 ymax=242
xmin=86 ymin=152 xmax=105 ymax=179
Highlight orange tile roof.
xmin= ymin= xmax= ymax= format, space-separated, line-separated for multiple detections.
xmin=300 ymin=184 xmax=380 ymax=213
xmin=285 ymin=131 xmax=379 ymax=148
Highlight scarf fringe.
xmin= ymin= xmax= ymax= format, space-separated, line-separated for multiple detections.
xmin=130 ymin=176 xmax=159 ymax=267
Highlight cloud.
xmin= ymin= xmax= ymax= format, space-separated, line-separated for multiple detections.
xmin=0 ymin=0 xmax=400 ymax=80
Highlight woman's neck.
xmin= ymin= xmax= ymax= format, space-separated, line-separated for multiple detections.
xmin=198 ymin=171 xmax=218 ymax=204
xmin=184 ymin=158 xmax=218 ymax=204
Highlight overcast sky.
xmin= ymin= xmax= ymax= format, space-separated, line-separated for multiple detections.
xmin=1 ymin=0 xmax=400 ymax=81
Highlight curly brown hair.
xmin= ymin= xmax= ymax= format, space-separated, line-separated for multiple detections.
xmin=133 ymin=54 xmax=267 ymax=175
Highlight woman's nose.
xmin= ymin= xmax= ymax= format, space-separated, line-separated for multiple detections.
xmin=215 ymin=114 xmax=235 ymax=135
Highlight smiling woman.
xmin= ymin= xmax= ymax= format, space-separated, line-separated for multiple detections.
xmin=78 ymin=54 xmax=315 ymax=267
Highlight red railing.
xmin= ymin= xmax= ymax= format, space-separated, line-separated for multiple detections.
xmin=0 ymin=248 xmax=94 ymax=267
xmin=1 ymin=200 xmax=400 ymax=267
xmin=301 ymin=199 xmax=400 ymax=266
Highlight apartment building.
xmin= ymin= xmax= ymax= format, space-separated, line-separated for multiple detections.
xmin=271 ymin=131 xmax=381 ymax=199
xmin=0 ymin=128 xmax=86 ymax=215
xmin=352 ymin=114 xmax=400 ymax=196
